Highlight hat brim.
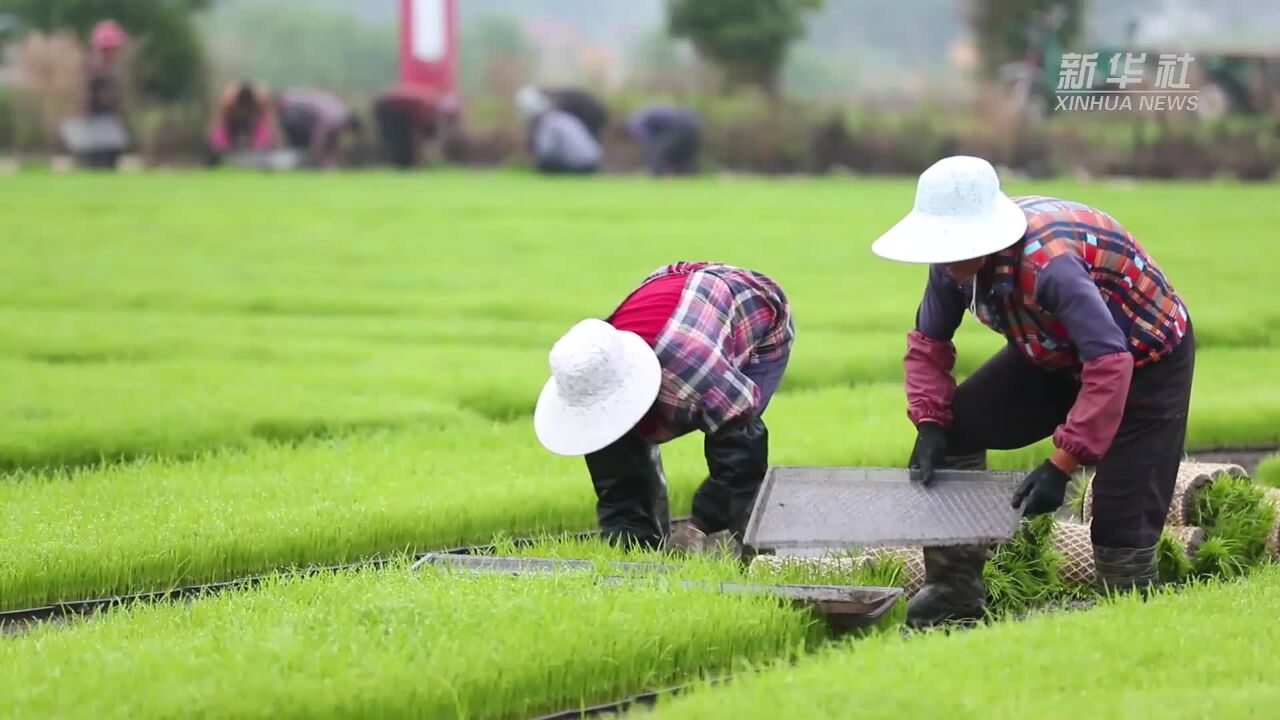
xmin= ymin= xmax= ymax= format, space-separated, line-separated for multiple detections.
xmin=533 ymin=331 xmax=662 ymax=456
xmin=871 ymin=192 xmax=1028 ymax=264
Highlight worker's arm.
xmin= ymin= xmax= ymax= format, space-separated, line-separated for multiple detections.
xmin=905 ymin=264 xmax=967 ymax=427
xmin=1036 ymin=255 xmax=1134 ymax=471
xmin=309 ymin=121 xmax=338 ymax=166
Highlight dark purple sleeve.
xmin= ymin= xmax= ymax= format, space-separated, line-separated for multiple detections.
xmin=1035 ymin=255 xmax=1133 ymax=464
xmin=915 ymin=264 xmax=966 ymax=341
xmin=1034 ymin=255 xmax=1127 ymax=360
xmin=904 ymin=266 xmax=966 ymax=427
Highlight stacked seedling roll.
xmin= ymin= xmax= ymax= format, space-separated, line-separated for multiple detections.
xmin=1081 ymin=461 xmax=1246 ymax=526
xmin=748 ymin=546 xmax=925 ymax=596
xmin=1265 ymin=488 xmax=1280 ymax=559
xmin=1051 ymin=520 xmax=1205 ymax=588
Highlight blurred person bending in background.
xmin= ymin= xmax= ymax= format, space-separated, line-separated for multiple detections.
xmin=66 ymin=20 xmax=130 ymax=169
xmin=514 ymin=86 xmax=602 ymax=175
xmin=274 ymin=88 xmax=362 ymax=168
xmin=541 ymin=87 xmax=609 ymax=140
xmin=627 ymin=105 xmax=703 ymax=176
xmin=374 ymin=85 xmax=459 ymax=169
xmin=207 ymin=80 xmax=277 ymax=165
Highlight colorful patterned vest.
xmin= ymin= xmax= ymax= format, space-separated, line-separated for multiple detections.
xmin=971 ymin=196 xmax=1189 ymax=370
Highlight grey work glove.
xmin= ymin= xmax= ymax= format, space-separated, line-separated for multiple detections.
xmin=908 ymin=421 xmax=947 ymax=486
xmin=1010 ymin=460 xmax=1072 ymax=517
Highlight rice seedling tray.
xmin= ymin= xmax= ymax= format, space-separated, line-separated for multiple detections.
xmin=0 ymin=523 xmax=686 ymax=628
xmin=416 ymin=553 xmax=904 ymax=634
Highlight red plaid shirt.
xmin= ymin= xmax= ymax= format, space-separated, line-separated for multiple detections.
xmin=608 ymin=262 xmax=793 ymax=443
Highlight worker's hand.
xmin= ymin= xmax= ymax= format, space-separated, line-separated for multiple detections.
xmin=1010 ymin=460 xmax=1072 ymax=517
xmin=908 ymin=421 xmax=947 ymax=487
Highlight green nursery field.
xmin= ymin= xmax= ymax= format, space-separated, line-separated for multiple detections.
xmin=652 ymin=566 xmax=1280 ymax=720
xmin=2 ymin=171 xmax=1279 ymax=719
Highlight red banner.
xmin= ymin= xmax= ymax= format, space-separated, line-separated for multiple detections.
xmin=398 ymin=0 xmax=457 ymax=94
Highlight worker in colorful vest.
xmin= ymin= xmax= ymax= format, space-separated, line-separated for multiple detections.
xmin=871 ymin=156 xmax=1194 ymax=628
xmin=534 ymin=262 xmax=794 ymax=553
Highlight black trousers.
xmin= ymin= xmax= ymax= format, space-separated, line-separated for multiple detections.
xmin=646 ymin=125 xmax=700 ymax=175
xmin=946 ymin=325 xmax=1195 ymax=549
xmin=584 ymin=352 xmax=789 ymax=546
xmin=375 ymin=100 xmax=418 ymax=169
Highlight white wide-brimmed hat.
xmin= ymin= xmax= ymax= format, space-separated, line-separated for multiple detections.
xmin=514 ymin=86 xmax=551 ymax=122
xmin=534 ymin=318 xmax=662 ymax=456
xmin=871 ymin=155 xmax=1028 ymax=264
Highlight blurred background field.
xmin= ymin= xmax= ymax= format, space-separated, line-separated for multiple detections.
xmin=2 ymin=0 xmax=1280 ymax=177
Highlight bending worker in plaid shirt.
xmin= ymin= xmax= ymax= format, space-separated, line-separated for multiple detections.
xmin=872 ymin=156 xmax=1194 ymax=628
xmin=534 ymin=262 xmax=793 ymax=553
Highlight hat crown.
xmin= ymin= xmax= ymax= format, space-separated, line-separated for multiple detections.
xmin=548 ymin=319 xmax=629 ymax=408
xmin=515 ymin=86 xmax=551 ymax=120
xmin=913 ymin=155 xmax=1001 ymax=219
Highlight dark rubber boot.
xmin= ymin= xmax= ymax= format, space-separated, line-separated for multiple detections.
xmin=904 ymin=450 xmax=991 ymax=628
xmin=1094 ymin=544 xmax=1158 ymax=595
xmin=586 ymin=433 xmax=670 ymax=549
xmin=905 ymin=544 xmax=990 ymax=628
xmin=650 ymin=446 xmax=671 ymax=536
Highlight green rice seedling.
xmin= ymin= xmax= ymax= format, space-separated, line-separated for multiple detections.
xmin=1156 ymin=528 xmax=1194 ymax=583
xmin=650 ymin=566 xmax=1280 ymax=719
xmin=1065 ymin=469 xmax=1093 ymax=519
xmin=0 ymin=561 xmax=823 ymax=719
xmin=487 ymin=533 xmax=906 ymax=596
xmin=746 ymin=552 xmax=907 ymax=590
xmin=983 ymin=515 xmax=1077 ymax=617
xmin=1187 ymin=475 xmax=1275 ymax=575
xmin=4 ymin=173 xmax=1280 ymax=475
xmin=1191 ymin=535 xmax=1250 ymax=579
xmin=0 ymin=384 xmax=976 ymax=611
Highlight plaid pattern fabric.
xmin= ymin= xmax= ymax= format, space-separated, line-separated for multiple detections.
xmin=613 ymin=262 xmax=794 ymax=442
xmin=974 ymin=196 xmax=1188 ymax=369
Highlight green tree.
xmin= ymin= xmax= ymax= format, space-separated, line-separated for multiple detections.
xmin=0 ymin=0 xmax=210 ymax=102
xmin=666 ymin=0 xmax=822 ymax=91
xmin=968 ymin=0 xmax=1082 ymax=78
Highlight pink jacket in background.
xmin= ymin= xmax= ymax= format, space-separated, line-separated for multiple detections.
xmin=209 ymin=115 xmax=276 ymax=153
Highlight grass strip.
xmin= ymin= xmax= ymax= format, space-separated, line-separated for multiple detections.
xmin=650 ymin=566 xmax=1280 ymax=719
xmin=0 ymin=561 xmax=821 ymax=720
xmin=4 ymin=174 xmax=1280 ymax=474
xmin=0 ymin=385 xmax=1055 ymax=612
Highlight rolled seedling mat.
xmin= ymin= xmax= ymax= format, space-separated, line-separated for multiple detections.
xmin=1265 ymin=488 xmax=1280 ymax=558
xmin=1083 ymin=461 xmax=1247 ymax=527
xmin=865 ymin=545 xmax=926 ymax=597
xmin=1052 ymin=521 xmax=1097 ymax=588
xmin=749 ymin=546 xmax=925 ymax=597
xmin=747 ymin=554 xmax=863 ymax=580
xmin=1052 ymin=521 xmax=1205 ymax=588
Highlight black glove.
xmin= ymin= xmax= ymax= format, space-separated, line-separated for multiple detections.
xmin=1010 ymin=460 xmax=1072 ymax=517
xmin=908 ymin=422 xmax=947 ymax=486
